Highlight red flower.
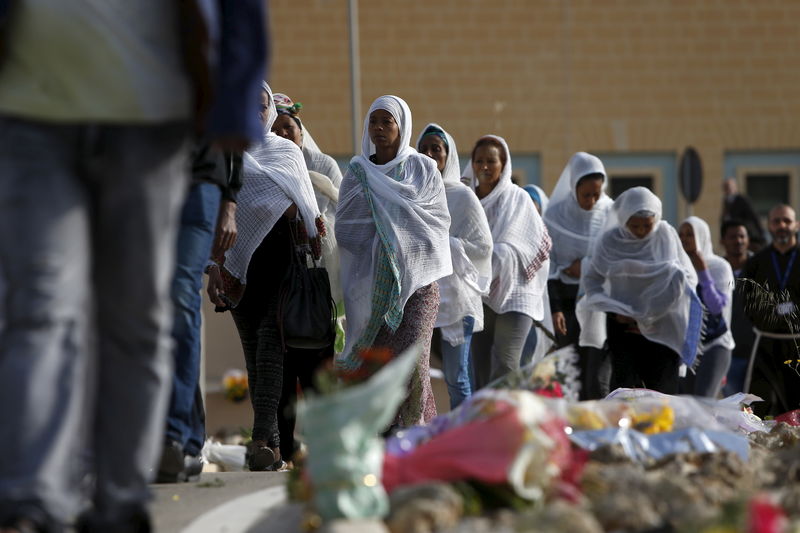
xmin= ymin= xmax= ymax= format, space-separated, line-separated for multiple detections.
xmin=749 ymin=495 xmax=787 ymax=533
xmin=535 ymin=380 xmax=564 ymax=398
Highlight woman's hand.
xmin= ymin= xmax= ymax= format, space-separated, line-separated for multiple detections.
xmin=213 ymin=200 xmax=238 ymax=255
xmin=563 ymin=258 xmax=582 ymax=279
xmin=206 ymin=266 xmax=227 ymax=307
xmin=614 ymin=314 xmax=636 ymax=324
xmin=283 ymin=203 xmax=298 ymax=219
xmin=614 ymin=314 xmax=641 ymax=334
xmin=687 ymin=249 xmax=707 ymax=272
xmin=553 ymin=311 xmax=567 ymax=336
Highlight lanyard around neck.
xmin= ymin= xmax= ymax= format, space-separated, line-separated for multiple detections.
xmin=770 ymin=248 xmax=798 ymax=291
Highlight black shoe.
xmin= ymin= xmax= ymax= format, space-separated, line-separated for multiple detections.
xmin=0 ymin=504 xmax=61 ymax=533
xmin=183 ymin=454 xmax=203 ymax=482
xmin=156 ymin=440 xmax=185 ymax=483
xmin=247 ymin=443 xmax=280 ymax=472
xmin=74 ymin=506 xmax=151 ymax=533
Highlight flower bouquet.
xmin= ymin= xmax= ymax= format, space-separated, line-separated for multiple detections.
xmin=293 ymin=344 xmax=420 ymax=521
xmin=222 ymin=369 xmax=248 ymax=403
xmin=383 ymin=389 xmax=583 ymax=504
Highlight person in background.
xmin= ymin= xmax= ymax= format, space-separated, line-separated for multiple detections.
xmin=678 ymin=217 xmax=734 ymax=398
xmin=157 ymin=142 xmax=242 ymax=483
xmin=271 ymin=92 xmax=342 ymax=302
xmin=720 ymin=219 xmax=755 ymax=396
xmin=519 ymin=184 xmax=553 ymax=367
xmin=272 ymin=93 xmax=344 ymax=190
xmin=206 ymin=83 xmax=325 ymax=472
xmin=545 ymin=152 xmax=614 ymax=400
xmin=0 ymin=1 xmax=266 ymax=530
xmin=464 ymin=136 xmax=551 ymax=388
xmin=270 ymin=91 xmax=337 ymax=465
xmin=740 ymin=204 xmax=800 ymax=416
xmin=721 ymin=177 xmax=766 ymax=252
xmin=523 ymin=184 xmax=549 ymax=216
xmin=720 ymin=220 xmax=754 ymax=390
xmin=336 ymin=96 xmax=451 ymax=428
xmin=580 ymin=187 xmax=701 ymax=394
xmin=417 ymin=123 xmax=493 ymax=409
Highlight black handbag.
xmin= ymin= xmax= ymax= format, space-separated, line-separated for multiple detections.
xmin=277 ymin=224 xmax=337 ymax=350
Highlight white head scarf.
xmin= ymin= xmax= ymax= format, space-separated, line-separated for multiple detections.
xmin=579 ymin=187 xmax=703 ymax=364
xmin=682 ymin=216 xmax=735 ymax=350
xmin=462 ymin=135 xmax=551 ymax=319
xmin=545 ymin=152 xmax=613 ymax=284
xmin=222 ymin=82 xmax=321 ymax=286
xmin=416 ymin=123 xmax=493 ymax=345
xmin=336 ymin=96 xmax=452 ymax=364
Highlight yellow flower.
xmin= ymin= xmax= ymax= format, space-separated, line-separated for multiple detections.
xmin=631 ymin=405 xmax=674 ymax=434
xmin=785 ymin=360 xmax=793 ymax=365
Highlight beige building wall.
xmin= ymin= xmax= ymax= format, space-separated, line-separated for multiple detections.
xmin=269 ymin=0 xmax=800 ymax=225
xmin=204 ymin=0 xmax=800 ymax=432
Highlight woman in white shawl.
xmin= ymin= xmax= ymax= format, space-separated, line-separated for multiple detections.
xmin=271 ymin=92 xmax=342 ymax=303
xmin=678 ymin=216 xmax=735 ymax=397
xmin=417 ymin=123 xmax=493 ymax=409
xmin=580 ymin=187 xmax=702 ymax=394
xmin=464 ymin=135 xmax=551 ymax=388
xmin=544 ymin=152 xmax=613 ymax=399
xmin=336 ymin=96 xmax=451 ymax=427
xmin=206 ymin=82 xmax=327 ymax=471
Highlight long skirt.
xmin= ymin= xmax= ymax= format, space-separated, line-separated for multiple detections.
xmin=373 ymin=282 xmax=439 ymax=427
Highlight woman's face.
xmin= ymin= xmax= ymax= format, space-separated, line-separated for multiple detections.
xmin=575 ymin=177 xmax=603 ymax=211
xmin=272 ymin=114 xmax=303 ymax=147
xmin=418 ymin=134 xmax=448 ymax=172
xmin=678 ymin=222 xmax=697 ymax=253
xmin=472 ymin=144 xmax=504 ymax=190
xmin=259 ymin=91 xmax=271 ymax=126
xmin=368 ymin=109 xmax=401 ymax=153
xmin=626 ymin=215 xmax=656 ymax=239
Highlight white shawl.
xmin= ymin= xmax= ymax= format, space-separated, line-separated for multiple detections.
xmin=463 ymin=135 xmax=551 ymax=320
xmin=336 ymin=96 xmax=452 ymax=363
xmin=545 ymin=152 xmax=613 ymax=285
xmin=579 ymin=187 xmax=702 ymax=362
xmin=222 ymin=82 xmax=321 ymax=285
xmin=683 ymin=216 xmax=735 ymax=351
xmin=416 ymin=123 xmax=493 ymax=345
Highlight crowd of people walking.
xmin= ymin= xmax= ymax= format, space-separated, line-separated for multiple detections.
xmin=2 ymin=4 xmax=799 ymax=531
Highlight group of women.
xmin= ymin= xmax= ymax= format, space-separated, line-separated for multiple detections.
xmin=206 ymin=87 xmax=734 ymax=471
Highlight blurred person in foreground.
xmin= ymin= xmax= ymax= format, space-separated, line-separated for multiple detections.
xmin=740 ymin=205 xmax=800 ymax=416
xmin=720 ymin=219 xmax=755 ymax=396
xmin=0 ymin=1 xmax=266 ymax=531
xmin=721 ymin=176 xmax=766 ymax=252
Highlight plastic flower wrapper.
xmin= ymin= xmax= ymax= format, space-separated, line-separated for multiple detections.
xmin=383 ymin=389 xmax=579 ymax=503
xmin=222 ymin=368 xmax=248 ymax=403
xmin=384 ymin=350 xmax=579 ymax=458
xmin=295 ymin=344 xmax=420 ymax=521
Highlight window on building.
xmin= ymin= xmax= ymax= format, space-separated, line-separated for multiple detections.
xmin=743 ymin=172 xmax=790 ymax=220
xmin=608 ymin=174 xmax=655 ymax=199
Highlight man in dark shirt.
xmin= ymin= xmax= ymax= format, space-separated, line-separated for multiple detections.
xmin=721 ymin=220 xmax=755 ymax=396
xmin=157 ymin=142 xmax=243 ymax=483
xmin=740 ymin=205 xmax=800 ymax=416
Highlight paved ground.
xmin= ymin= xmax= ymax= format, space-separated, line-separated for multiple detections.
xmin=150 ymin=472 xmax=304 ymax=532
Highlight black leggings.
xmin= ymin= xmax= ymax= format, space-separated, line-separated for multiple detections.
xmin=231 ymin=300 xmax=283 ymax=448
xmin=606 ymin=314 xmax=680 ymax=394
xmin=278 ymin=344 xmax=333 ymax=461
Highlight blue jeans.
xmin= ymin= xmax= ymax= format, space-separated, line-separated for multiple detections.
xmin=166 ymin=183 xmax=221 ymax=455
xmin=440 ymin=316 xmax=475 ymax=409
xmin=0 ymin=117 xmax=189 ymax=521
xmin=520 ymin=325 xmax=538 ymax=367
